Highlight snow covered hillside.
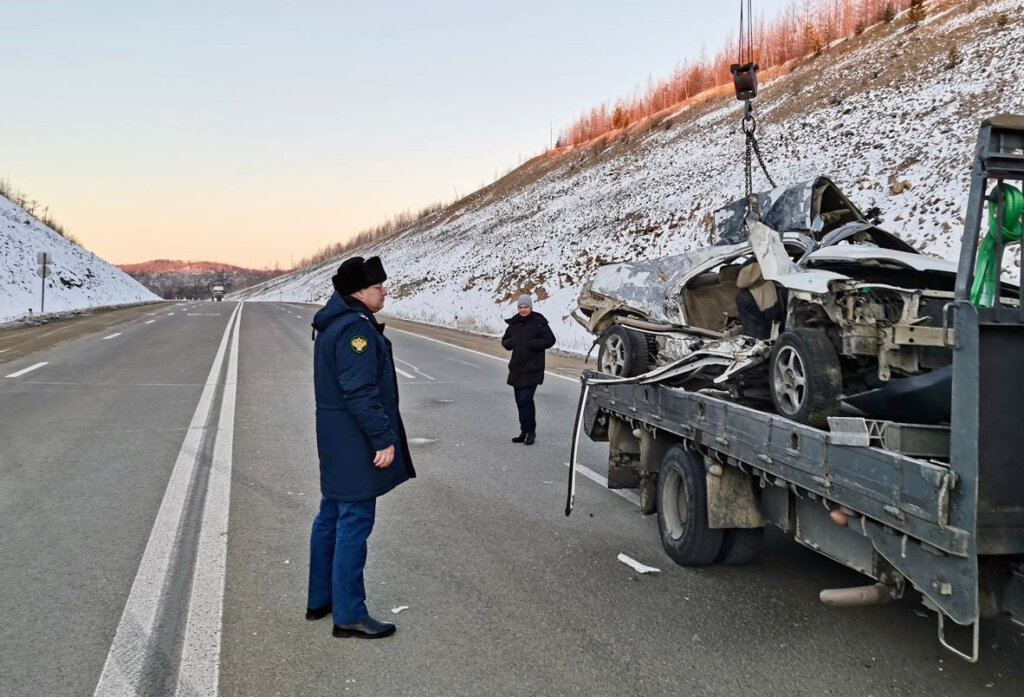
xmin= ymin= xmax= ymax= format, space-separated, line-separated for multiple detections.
xmin=236 ymin=0 xmax=1024 ymax=353
xmin=0 ymin=194 xmax=158 ymax=324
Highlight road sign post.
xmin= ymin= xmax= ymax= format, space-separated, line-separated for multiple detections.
xmin=37 ymin=252 xmax=52 ymax=313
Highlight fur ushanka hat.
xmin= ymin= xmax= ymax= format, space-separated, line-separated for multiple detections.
xmin=332 ymin=256 xmax=387 ymax=296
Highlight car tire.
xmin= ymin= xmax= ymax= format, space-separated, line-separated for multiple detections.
xmin=769 ymin=329 xmax=841 ymax=428
xmin=657 ymin=444 xmax=723 ymax=566
xmin=597 ymin=325 xmax=649 ymax=377
xmin=714 ymin=527 xmax=764 ymax=565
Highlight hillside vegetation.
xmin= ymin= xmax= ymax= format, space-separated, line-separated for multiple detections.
xmin=237 ymin=0 xmax=1023 ymax=353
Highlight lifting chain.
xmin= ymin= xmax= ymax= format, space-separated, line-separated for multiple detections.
xmin=743 ymin=101 xmax=776 ymax=199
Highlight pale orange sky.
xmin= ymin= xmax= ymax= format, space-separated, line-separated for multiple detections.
xmin=3 ymin=1 xmax=789 ymax=270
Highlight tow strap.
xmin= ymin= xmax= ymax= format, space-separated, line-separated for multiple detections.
xmin=970 ymin=183 xmax=1023 ymax=307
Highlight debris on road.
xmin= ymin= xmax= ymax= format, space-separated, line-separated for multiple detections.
xmin=390 ymin=605 xmax=409 ymax=614
xmin=617 ymin=553 xmax=660 ymax=574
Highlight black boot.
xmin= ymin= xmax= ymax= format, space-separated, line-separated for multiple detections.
xmin=524 ymin=432 xmax=536 ymax=445
xmin=512 ymin=432 xmax=526 ymax=443
xmin=333 ymin=616 xmax=397 ymax=639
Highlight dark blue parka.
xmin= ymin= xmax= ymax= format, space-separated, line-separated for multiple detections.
xmin=312 ymin=293 xmax=415 ymax=501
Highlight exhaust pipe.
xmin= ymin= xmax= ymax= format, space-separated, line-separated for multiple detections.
xmin=819 ymin=582 xmax=893 ymax=607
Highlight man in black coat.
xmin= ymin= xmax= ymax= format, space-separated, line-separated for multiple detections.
xmin=501 ymin=294 xmax=556 ymax=445
xmin=306 ymin=255 xmax=415 ymax=640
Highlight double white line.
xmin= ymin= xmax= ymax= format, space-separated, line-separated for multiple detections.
xmin=93 ymin=303 xmax=242 ymax=696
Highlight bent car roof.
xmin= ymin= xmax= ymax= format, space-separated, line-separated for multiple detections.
xmin=588 ymin=241 xmax=753 ymax=323
xmin=715 ymin=176 xmax=865 ymax=244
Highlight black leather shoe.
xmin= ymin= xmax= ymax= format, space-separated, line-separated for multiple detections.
xmin=332 ymin=616 xmax=396 ymax=639
xmin=524 ymin=432 xmax=536 ymax=445
xmin=511 ymin=432 xmax=526 ymax=443
xmin=305 ymin=604 xmax=331 ymax=621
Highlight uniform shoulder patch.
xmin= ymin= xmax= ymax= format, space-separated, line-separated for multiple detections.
xmin=350 ymin=335 xmax=369 ymax=354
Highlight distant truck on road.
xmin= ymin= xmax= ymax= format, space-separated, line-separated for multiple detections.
xmin=211 ymin=284 xmax=225 ymax=301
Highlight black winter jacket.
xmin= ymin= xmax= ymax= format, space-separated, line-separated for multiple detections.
xmin=501 ymin=311 xmax=556 ymax=388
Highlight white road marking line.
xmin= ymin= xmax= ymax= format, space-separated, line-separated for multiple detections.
xmin=145 ymin=320 xmax=156 ymax=324
xmin=93 ymin=302 xmax=242 ymax=696
xmin=395 ymin=367 xmax=416 ymax=379
xmin=563 ymin=462 xmax=641 ymax=506
xmin=446 ymin=357 xmax=480 ymax=369
xmin=168 ymin=312 xmax=176 ymax=316
xmin=0 ymin=348 xmax=9 ymax=353
xmin=5 ymin=362 xmax=48 ymax=378
xmin=102 ymin=333 xmax=122 ymax=340
xmin=388 ymin=327 xmax=577 ymax=383
xmin=396 ymin=358 xmax=435 ymax=381
xmin=176 ymin=303 xmax=241 ymax=696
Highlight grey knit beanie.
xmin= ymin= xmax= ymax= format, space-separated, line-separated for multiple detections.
xmin=516 ymin=294 xmax=533 ymax=308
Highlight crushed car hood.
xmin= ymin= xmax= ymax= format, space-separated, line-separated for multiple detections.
xmin=804 ymin=246 xmax=958 ymax=274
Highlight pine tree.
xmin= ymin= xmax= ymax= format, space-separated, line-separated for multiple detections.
xmin=882 ymin=3 xmax=896 ymax=23
xmin=612 ymin=105 xmax=627 ymax=129
xmin=908 ymin=0 xmax=926 ymax=23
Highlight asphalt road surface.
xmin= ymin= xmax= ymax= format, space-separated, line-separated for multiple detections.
xmin=1 ymin=300 xmax=1022 ymax=697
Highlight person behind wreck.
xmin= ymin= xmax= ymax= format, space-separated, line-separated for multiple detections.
xmin=306 ymin=255 xmax=415 ymax=639
xmin=501 ymin=293 xmax=556 ymax=445
xmin=735 ymin=260 xmax=786 ymax=340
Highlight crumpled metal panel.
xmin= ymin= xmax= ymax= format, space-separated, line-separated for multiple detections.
xmin=715 ymin=176 xmax=860 ymax=244
xmin=747 ymin=219 xmax=799 ymax=279
xmin=806 ymin=245 xmax=959 ymax=273
xmin=588 ymin=242 xmax=751 ymax=323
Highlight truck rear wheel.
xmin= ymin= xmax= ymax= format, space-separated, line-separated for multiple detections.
xmin=657 ymin=444 xmax=723 ymax=566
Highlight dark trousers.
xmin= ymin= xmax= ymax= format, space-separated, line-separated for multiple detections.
xmin=736 ymin=288 xmax=785 ymax=340
xmin=514 ymin=385 xmax=537 ymax=435
xmin=308 ymin=496 xmax=377 ymax=625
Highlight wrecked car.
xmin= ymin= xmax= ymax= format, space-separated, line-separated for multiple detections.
xmin=573 ymin=176 xmax=1006 ymax=427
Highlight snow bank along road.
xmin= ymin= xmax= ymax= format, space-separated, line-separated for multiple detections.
xmin=1 ymin=301 xmax=1022 ymax=696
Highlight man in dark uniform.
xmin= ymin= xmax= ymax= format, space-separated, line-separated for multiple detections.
xmin=306 ymin=255 xmax=415 ymax=639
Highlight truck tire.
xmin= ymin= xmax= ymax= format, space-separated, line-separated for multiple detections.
xmin=714 ymin=527 xmax=764 ymax=565
xmin=770 ymin=329 xmax=841 ymax=428
xmin=597 ymin=325 xmax=649 ymax=377
xmin=657 ymin=444 xmax=723 ymax=566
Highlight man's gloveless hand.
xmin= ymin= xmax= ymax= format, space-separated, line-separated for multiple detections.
xmin=373 ymin=445 xmax=395 ymax=468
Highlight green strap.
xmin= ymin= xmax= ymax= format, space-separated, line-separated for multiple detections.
xmin=970 ymin=183 xmax=1024 ymax=307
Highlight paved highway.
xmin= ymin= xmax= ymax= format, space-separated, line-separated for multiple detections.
xmin=1 ymin=301 xmax=1021 ymax=696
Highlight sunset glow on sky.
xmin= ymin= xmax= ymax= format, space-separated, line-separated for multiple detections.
xmin=3 ymin=1 xmax=790 ymax=269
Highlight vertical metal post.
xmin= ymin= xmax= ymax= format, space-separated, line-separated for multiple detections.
xmin=992 ymin=183 xmax=1005 ymax=316
xmin=41 ymin=267 xmax=46 ymax=313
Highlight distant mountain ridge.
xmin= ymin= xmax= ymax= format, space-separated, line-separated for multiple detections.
xmin=118 ymin=259 xmax=274 ymax=274
xmin=119 ymin=260 xmax=284 ymax=299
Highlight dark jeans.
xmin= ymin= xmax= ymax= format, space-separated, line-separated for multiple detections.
xmin=308 ymin=496 xmax=377 ymax=625
xmin=736 ymin=288 xmax=785 ymax=340
xmin=514 ymin=385 xmax=537 ymax=435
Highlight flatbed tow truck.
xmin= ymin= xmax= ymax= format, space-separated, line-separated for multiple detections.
xmin=566 ymin=115 xmax=1024 ymax=662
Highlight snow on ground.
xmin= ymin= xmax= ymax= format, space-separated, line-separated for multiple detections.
xmin=0 ymin=194 xmax=158 ymax=324
xmin=236 ymin=1 xmax=1024 ymax=354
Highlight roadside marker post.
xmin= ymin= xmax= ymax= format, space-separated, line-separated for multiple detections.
xmin=36 ymin=251 xmax=52 ymax=313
